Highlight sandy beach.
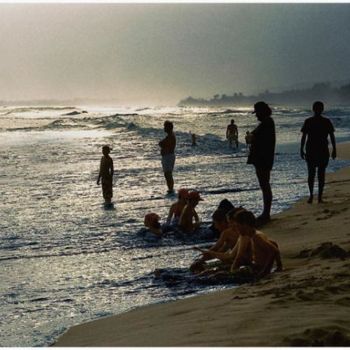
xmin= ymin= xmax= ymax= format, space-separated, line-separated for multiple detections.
xmin=54 ymin=142 xmax=350 ymax=347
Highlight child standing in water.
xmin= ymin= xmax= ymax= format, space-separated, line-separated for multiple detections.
xmin=97 ymin=145 xmax=114 ymax=205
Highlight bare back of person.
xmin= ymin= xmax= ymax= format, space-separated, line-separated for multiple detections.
xmin=220 ymin=227 xmax=240 ymax=250
xmin=227 ymin=124 xmax=238 ymax=136
xmin=179 ymin=204 xmax=197 ymax=233
xmin=251 ymin=231 xmax=281 ymax=275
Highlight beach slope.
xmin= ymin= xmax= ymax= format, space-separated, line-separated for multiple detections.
xmin=54 ymin=143 xmax=350 ymax=347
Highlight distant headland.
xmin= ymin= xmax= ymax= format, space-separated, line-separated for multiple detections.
xmin=178 ymin=82 xmax=350 ymax=107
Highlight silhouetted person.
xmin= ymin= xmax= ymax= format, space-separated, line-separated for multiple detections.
xmin=97 ymin=145 xmax=114 ymax=205
xmin=245 ymin=131 xmax=252 ymax=154
xmin=159 ymin=120 xmax=176 ymax=193
xmin=217 ymin=198 xmax=235 ymax=214
xmin=191 ymin=132 xmax=197 ymax=146
xmin=178 ymin=191 xmax=203 ymax=233
xmin=300 ymin=101 xmax=336 ymax=204
xmin=226 ymin=119 xmax=238 ymax=148
xmin=247 ymin=102 xmax=275 ymax=224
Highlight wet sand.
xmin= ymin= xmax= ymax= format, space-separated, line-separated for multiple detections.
xmin=54 ymin=142 xmax=350 ymax=347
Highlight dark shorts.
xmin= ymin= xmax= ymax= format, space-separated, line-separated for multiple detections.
xmin=306 ymin=154 xmax=329 ymax=168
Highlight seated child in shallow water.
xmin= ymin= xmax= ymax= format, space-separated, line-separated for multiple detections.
xmin=166 ymin=188 xmax=189 ymax=226
xmin=178 ymin=191 xmax=203 ymax=233
xmin=144 ymin=213 xmax=163 ymax=237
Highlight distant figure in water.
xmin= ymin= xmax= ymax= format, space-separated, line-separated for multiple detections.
xmin=190 ymin=132 xmax=197 ymax=146
xmin=144 ymin=213 xmax=163 ymax=237
xmin=178 ymin=191 xmax=203 ymax=233
xmin=226 ymin=119 xmax=239 ymax=148
xmin=159 ymin=121 xmax=176 ymax=194
xmin=97 ymin=145 xmax=114 ymax=205
xmin=166 ymin=188 xmax=189 ymax=225
xmin=247 ymin=102 xmax=275 ymax=225
xmin=300 ymin=101 xmax=336 ymax=204
xmin=245 ymin=130 xmax=252 ymax=146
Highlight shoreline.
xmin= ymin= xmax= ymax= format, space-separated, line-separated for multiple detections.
xmin=54 ymin=142 xmax=350 ymax=346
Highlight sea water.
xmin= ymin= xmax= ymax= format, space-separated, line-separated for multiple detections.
xmin=0 ymin=105 xmax=350 ymax=346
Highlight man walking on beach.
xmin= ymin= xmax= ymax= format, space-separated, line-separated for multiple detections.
xmin=226 ymin=119 xmax=239 ymax=148
xmin=97 ymin=145 xmax=114 ymax=205
xmin=300 ymin=101 xmax=336 ymax=204
xmin=159 ymin=120 xmax=176 ymax=193
xmin=247 ymin=102 xmax=275 ymax=225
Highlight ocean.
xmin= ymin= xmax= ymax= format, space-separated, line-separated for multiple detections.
xmin=0 ymin=104 xmax=349 ymax=346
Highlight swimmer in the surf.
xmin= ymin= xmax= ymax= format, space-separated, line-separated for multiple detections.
xmin=144 ymin=213 xmax=163 ymax=237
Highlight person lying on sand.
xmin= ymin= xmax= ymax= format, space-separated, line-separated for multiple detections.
xmin=178 ymin=191 xmax=203 ymax=234
xmin=190 ymin=207 xmax=242 ymax=272
xmin=144 ymin=213 xmax=163 ymax=237
xmin=166 ymin=188 xmax=189 ymax=226
xmin=196 ymin=209 xmax=282 ymax=277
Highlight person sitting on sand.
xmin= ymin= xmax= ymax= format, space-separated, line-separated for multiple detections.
xmin=209 ymin=199 xmax=235 ymax=237
xmin=178 ymin=191 xmax=203 ymax=233
xmin=190 ymin=208 xmax=242 ymax=272
xmin=166 ymin=188 xmax=189 ymax=226
xmin=231 ymin=210 xmax=282 ymax=276
xmin=97 ymin=145 xmax=114 ymax=205
xmin=144 ymin=213 xmax=163 ymax=237
xmin=196 ymin=209 xmax=282 ymax=277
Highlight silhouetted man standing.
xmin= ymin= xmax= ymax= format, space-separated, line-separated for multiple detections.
xmin=159 ymin=120 xmax=176 ymax=193
xmin=300 ymin=101 xmax=336 ymax=204
xmin=247 ymin=102 xmax=275 ymax=225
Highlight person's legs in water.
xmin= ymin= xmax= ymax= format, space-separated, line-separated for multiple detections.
xmin=307 ymin=162 xmax=316 ymax=203
xmin=317 ymin=165 xmax=326 ymax=203
xmin=102 ymin=177 xmax=113 ymax=204
xmin=255 ymin=167 xmax=272 ymax=221
xmin=164 ymin=171 xmax=174 ymax=193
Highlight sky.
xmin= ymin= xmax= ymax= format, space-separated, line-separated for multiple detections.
xmin=0 ymin=3 xmax=350 ymax=105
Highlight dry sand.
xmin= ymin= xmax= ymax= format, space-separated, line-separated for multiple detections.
xmin=54 ymin=142 xmax=350 ymax=347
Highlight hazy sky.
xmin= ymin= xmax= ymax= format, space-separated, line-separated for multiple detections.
xmin=1 ymin=4 xmax=350 ymax=105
